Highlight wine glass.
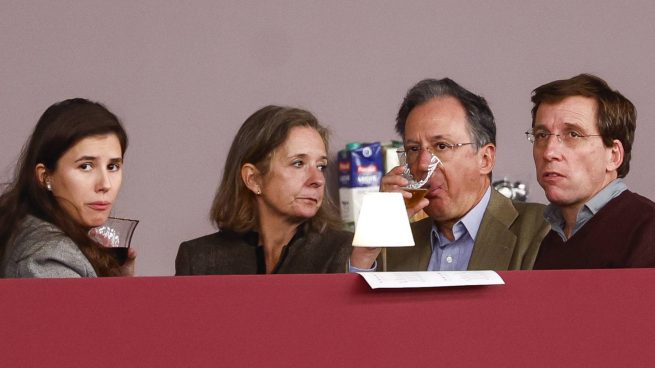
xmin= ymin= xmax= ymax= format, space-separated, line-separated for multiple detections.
xmin=396 ymin=148 xmax=442 ymax=208
xmin=88 ymin=217 xmax=139 ymax=265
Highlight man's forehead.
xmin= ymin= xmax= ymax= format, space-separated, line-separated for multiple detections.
xmin=404 ymin=132 xmax=453 ymax=143
xmin=537 ymin=95 xmax=597 ymax=116
xmin=535 ymin=95 xmax=598 ymax=129
xmin=404 ymin=118 xmax=470 ymax=141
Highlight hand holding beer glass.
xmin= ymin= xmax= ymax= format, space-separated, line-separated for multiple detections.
xmin=396 ymin=147 xmax=441 ymax=209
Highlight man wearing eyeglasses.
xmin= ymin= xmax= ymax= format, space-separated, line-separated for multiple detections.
xmin=350 ymin=78 xmax=550 ymax=271
xmin=529 ymin=74 xmax=655 ymax=269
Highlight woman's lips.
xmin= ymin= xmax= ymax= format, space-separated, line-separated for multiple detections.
xmin=298 ymin=197 xmax=319 ymax=204
xmin=88 ymin=202 xmax=111 ymax=211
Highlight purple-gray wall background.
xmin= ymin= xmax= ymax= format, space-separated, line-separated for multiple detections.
xmin=2 ymin=1 xmax=654 ymax=275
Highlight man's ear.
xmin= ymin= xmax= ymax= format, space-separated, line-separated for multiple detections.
xmin=241 ymin=163 xmax=263 ymax=195
xmin=479 ymin=144 xmax=496 ymax=175
xmin=607 ymin=139 xmax=624 ymax=173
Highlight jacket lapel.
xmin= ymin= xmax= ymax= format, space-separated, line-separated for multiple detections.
xmin=468 ymin=190 xmax=518 ymax=270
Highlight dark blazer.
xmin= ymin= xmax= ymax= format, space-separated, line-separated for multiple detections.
xmin=385 ymin=189 xmax=550 ymax=271
xmin=176 ymin=227 xmax=353 ymax=275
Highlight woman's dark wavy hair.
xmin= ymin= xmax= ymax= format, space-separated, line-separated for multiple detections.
xmin=0 ymin=98 xmax=128 ymax=276
xmin=210 ymin=105 xmax=342 ymax=234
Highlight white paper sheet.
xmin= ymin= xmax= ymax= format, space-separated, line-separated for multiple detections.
xmin=357 ymin=271 xmax=505 ymax=289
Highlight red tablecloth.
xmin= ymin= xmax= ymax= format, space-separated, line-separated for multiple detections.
xmin=1 ymin=269 xmax=654 ymax=367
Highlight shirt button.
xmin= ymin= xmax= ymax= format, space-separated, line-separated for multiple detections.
xmin=446 ymin=256 xmax=453 ymax=263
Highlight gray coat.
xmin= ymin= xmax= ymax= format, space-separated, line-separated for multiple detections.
xmin=1 ymin=215 xmax=97 ymax=278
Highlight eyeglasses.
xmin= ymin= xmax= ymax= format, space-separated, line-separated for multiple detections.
xmin=403 ymin=142 xmax=475 ymax=164
xmin=525 ymin=129 xmax=602 ymax=148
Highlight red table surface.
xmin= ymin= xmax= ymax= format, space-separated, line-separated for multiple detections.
xmin=1 ymin=269 xmax=654 ymax=367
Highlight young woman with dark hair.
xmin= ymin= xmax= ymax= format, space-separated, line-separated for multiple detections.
xmin=0 ymin=98 xmax=134 ymax=277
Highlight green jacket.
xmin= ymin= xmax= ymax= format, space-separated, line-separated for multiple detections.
xmin=385 ymin=189 xmax=550 ymax=271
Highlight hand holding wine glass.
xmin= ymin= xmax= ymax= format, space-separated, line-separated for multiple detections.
xmin=88 ymin=217 xmax=139 ymax=274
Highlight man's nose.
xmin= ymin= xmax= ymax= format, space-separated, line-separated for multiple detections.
xmin=542 ymin=134 xmax=563 ymax=160
xmin=417 ymin=148 xmax=434 ymax=170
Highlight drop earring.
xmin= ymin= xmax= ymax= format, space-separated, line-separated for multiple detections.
xmin=46 ymin=181 xmax=52 ymax=191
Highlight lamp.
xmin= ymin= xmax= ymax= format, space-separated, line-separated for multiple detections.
xmin=352 ymin=192 xmax=415 ymax=271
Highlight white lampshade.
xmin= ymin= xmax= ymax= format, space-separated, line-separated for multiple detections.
xmin=352 ymin=192 xmax=415 ymax=248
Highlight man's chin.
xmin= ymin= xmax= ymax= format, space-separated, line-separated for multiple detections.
xmin=423 ymin=205 xmax=450 ymax=222
xmin=544 ymin=191 xmax=572 ymax=206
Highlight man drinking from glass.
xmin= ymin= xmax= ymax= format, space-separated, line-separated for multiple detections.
xmin=350 ymin=78 xmax=549 ymax=271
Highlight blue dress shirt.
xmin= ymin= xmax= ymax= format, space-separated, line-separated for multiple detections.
xmin=427 ymin=186 xmax=491 ymax=271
